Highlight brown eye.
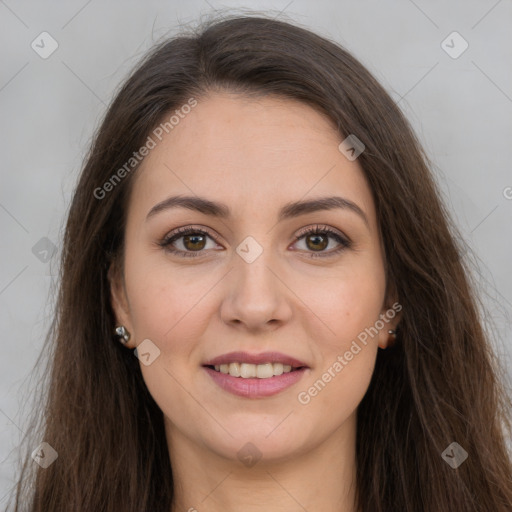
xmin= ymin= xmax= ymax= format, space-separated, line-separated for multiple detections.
xmin=182 ymin=233 xmax=207 ymax=251
xmin=159 ymin=227 xmax=219 ymax=258
xmin=305 ymin=233 xmax=329 ymax=251
xmin=293 ymin=225 xmax=351 ymax=258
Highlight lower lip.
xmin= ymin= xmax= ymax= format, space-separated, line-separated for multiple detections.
xmin=203 ymin=366 xmax=308 ymax=398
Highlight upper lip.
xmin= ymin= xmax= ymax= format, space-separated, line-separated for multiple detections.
xmin=203 ymin=351 xmax=309 ymax=369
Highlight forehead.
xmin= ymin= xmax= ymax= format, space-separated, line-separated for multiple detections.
xmin=128 ymin=93 xmax=376 ymax=229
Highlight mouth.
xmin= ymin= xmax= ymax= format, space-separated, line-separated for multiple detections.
xmin=202 ymin=351 xmax=310 ymax=379
xmin=203 ymin=362 xmax=307 ymax=379
xmin=201 ymin=351 xmax=310 ymax=398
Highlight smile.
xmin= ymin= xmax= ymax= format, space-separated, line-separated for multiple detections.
xmin=207 ymin=362 xmax=303 ymax=379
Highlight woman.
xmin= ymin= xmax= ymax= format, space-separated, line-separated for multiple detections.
xmin=9 ymin=14 xmax=512 ymax=512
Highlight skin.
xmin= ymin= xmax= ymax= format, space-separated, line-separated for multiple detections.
xmin=110 ymin=92 xmax=401 ymax=512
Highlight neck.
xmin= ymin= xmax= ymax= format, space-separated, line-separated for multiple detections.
xmin=167 ymin=412 xmax=359 ymax=512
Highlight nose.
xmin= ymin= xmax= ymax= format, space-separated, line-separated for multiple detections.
xmin=219 ymin=250 xmax=293 ymax=332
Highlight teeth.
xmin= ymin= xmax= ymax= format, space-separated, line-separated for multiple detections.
xmin=241 ymin=363 xmax=256 ymax=378
xmin=228 ymin=362 xmax=240 ymax=377
xmin=213 ymin=362 xmax=296 ymax=379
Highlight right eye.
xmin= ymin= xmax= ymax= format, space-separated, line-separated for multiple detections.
xmin=158 ymin=226 xmax=221 ymax=258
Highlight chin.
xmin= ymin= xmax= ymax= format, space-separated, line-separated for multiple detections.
xmin=200 ymin=419 xmax=312 ymax=462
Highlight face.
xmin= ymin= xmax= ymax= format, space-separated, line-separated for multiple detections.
xmin=110 ymin=92 xmax=399 ymax=465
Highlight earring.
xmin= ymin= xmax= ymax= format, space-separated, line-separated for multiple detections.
xmin=388 ymin=329 xmax=397 ymax=346
xmin=114 ymin=325 xmax=131 ymax=345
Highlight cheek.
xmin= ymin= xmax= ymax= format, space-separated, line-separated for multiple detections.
xmin=299 ymin=346 xmax=376 ymax=433
xmin=122 ymin=258 xmax=216 ymax=421
xmin=296 ymin=277 xmax=383 ymax=424
xmin=293 ymin=259 xmax=386 ymax=347
xmin=123 ymin=250 xmax=216 ymax=344
xmin=293 ymin=259 xmax=384 ymax=407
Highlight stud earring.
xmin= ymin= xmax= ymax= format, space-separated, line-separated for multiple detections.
xmin=388 ymin=329 xmax=397 ymax=346
xmin=114 ymin=325 xmax=131 ymax=345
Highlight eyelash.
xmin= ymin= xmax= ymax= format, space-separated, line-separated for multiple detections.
xmin=158 ymin=224 xmax=351 ymax=259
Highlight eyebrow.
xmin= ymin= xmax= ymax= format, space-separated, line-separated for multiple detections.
xmin=146 ymin=194 xmax=369 ymax=227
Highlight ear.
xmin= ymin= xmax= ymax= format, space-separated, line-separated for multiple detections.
xmin=108 ymin=261 xmax=135 ymax=348
xmin=377 ymin=280 xmax=402 ymax=350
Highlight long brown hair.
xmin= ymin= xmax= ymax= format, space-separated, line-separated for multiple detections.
xmin=8 ymin=14 xmax=512 ymax=511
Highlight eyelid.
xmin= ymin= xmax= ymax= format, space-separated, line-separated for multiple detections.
xmin=293 ymin=223 xmax=347 ymax=242
xmin=163 ymin=225 xmax=219 ymax=242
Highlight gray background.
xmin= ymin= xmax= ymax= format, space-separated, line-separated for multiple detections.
xmin=1 ymin=0 xmax=511 ymax=504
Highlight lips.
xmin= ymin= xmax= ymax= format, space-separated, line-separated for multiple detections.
xmin=202 ymin=351 xmax=311 ymax=397
xmin=202 ymin=351 xmax=309 ymax=369
xmin=204 ymin=365 xmax=308 ymax=398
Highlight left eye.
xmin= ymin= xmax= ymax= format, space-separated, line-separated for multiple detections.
xmin=292 ymin=225 xmax=351 ymax=258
